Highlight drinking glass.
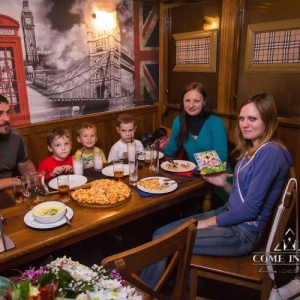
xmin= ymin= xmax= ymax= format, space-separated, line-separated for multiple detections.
xmin=72 ymin=155 xmax=83 ymax=175
xmin=113 ymin=160 xmax=124 ymax=179
xmin=150 ymin=148 xmax=159 ymax=173
xmin=57 ymin=175 xmax=70 ymax=203
xmin=128 ymin=160 xmax=138 ymax=186
xmin=144 ymin=148 xmax=151 ymax=169
xmin=12 ymin=176 xmax=27 ymax=204
xmin=94 ymin=149 xmax=103 ymax=171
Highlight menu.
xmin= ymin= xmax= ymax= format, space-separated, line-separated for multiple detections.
xmin=194 ymin=150 xmax=226 ymax=175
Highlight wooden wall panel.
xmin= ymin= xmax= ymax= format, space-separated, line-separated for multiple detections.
xmin=17 ymin=106 xmax=159 ymax=168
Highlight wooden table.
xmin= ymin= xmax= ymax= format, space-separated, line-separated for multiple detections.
xmin=0 ymin=165 xmax=208 ymax=273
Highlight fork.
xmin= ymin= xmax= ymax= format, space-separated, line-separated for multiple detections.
xmin=168 ymin=158 xmax=177 ymax=168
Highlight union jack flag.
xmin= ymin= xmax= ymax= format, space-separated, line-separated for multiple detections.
xmin=133 ymin=2 xmax=159 ymax=103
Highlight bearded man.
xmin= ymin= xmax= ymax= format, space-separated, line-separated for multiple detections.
xmin=0 ymin=95 xmax=35 ymax=190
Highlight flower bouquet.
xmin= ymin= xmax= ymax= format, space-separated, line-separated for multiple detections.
xmin=0 ymin=256 xmax=143 ymax=300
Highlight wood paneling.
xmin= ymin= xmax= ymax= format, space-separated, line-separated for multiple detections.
xmin=17 ymin=106 xmax=160 ymax=168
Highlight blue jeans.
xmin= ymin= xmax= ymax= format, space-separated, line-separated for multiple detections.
xmin=140 ymin=204 xmax=262 ymax=288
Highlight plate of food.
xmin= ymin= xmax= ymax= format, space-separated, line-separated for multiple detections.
xmin=137 ymin=177 xmax=178 ymax=194
xmin=101 ymin=165 xmax=130 ymax=177
xmin=71 ymin=179 xmax=131 ymax=208
xmin=48 ymin=175 xmax=87 ymax=190
xmin=160 ymin=160 xmax=196 ymax=173
xmin=24 ymin=207 xmax=73 ymax=229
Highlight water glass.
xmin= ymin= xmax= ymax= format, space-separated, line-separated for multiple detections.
xmin=113 ymin=160 xmax=124 ymax=179
xmin=129 ymin=160 xmax=138 ymax=186
xmin=127 ymin=142 xmax=136 ymax=163
xmin=150 ymin=148 xmax=159 ymax=173
xmin=57 ymin=175 xmax=70 ymax=203
xmin=94 ymin=149 xmax=103 ymax=171
xmin=72 ymin=155 xmax=83 ymax=175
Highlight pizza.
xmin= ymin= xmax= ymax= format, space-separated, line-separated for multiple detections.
xmin=138 ymin=178 xmax=172 ymax=191
xmin=165 ymin=162 xmax=191 ymax=171
xmin=71 ymin=179 xmax=131 ymax=206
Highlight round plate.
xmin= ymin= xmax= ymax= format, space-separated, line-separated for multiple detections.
xmin=102 ymin=164 xmax=129 ymax=177
xmin=137 ymin=177 xmax=178 ymax=194
xmin=160 ymin=160 xmax=196 ymax=173
xmin=72 ymin=194 xmax=131 ymax=209
xmin=48 ymin=175 xmax=87 ymax=190
xmin=24 ymin=207 xmax=73 ymax=229
xmin=137 ymin=152 xmax=164 ymax=161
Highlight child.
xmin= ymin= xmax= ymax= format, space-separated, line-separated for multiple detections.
xmin=108 ymin=113 xmax=144 ymax=162
xmin=37 ymin=127 xmax=73 ymax=179
xmin=74 ymin=122 xmax=107 ymax=169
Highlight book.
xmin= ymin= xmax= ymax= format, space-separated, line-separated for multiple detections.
xmin=194 ymin=150 xmax=226 ymax=175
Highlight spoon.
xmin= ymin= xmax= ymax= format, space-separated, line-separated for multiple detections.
xmin=64 ymin=213 xmax=71 ymax=225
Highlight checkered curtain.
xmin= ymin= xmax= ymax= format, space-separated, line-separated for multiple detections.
xmin=253 ymin=28 xmax=300 ymax=64
xmin=176 ymin=37 xmax=210 ymax=64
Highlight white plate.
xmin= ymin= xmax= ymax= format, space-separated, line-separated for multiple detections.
xmin=48 ymin=175 xmax=87 ymax=190
xmin=137 ymin=152 xmax=164 ymax=161
xmin=137 ymin=176 xmax=178 ymax=194
xmin=24 ymin=207 xmax=73 ymax=229
xmin=102 ymin=164 xmax=130 ymax=177
xmin=160 ymin=160 xmax=196 ymax=173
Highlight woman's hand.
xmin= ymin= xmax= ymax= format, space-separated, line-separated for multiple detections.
xmin=202 ymin=172 xmax=227 ymax=188
xmin=197 ymin=216 xmax=217 ymax=229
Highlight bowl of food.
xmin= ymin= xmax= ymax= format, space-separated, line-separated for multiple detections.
xmin=32 ymin=201 xmax=67 ymax=224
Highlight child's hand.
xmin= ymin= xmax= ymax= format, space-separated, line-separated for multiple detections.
xmin=122 ymin=152 xmax=128 ymax=159
xmin=51 ymin=166 xmax=65 ymax=177
xmin=62 ymin=165 xmax=73 ymax=174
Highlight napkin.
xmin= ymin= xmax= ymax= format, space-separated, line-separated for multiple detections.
xmin=174 ymin=170 xmax=194 ymax=177
xmin=135 ymin=188 xmax=158 ymax=198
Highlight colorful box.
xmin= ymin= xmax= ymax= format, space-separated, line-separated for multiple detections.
xmin=194 ymin=150 xmax=226 ymax=175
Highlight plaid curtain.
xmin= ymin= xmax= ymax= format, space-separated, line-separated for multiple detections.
xmin=253 ymin=28 xmax=300 ymax=64
xmin=176 ymin=37 xmax=210 ymax=64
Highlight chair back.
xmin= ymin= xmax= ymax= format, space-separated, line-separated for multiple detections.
xmin=265 ymin=167 xmax=298 ymax=282
xmin=102 ymin=218 xmax=198 ymax=300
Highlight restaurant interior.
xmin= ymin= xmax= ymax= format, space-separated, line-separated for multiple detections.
xmin=0 ymin=0 xmax=300 ymax=299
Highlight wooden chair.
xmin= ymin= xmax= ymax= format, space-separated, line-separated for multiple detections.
xmin=102 ymin=219 xmax=197 ymax=300
xmin=189 ymin=167 xmax=297 ymax=300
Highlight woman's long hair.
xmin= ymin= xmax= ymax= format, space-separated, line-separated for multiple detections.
xmin=178 ymin=82 xmax=212 ymax=149
xmin=235 ymin=93 xmax=286 ymax=158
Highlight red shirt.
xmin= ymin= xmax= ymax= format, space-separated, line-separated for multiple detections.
xmin=37 ymin=156 xmax=73 ymax=179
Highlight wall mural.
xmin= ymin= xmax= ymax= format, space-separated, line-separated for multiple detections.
xmin=0 ymin=0 xmax=159 ymax=125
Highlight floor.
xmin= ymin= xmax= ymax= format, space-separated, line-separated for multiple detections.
xmin=3 ymin=199 xmax=262 ymax=299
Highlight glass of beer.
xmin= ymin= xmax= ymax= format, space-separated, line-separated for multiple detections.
xmin=144 ymin=148 xmax=151 ymax=168
xmin=113 ymin=160 xmax=124 ymax=179
xmin=57 ymin=175 xmax=71 ymax=203
xmin=12 ymin=176 xmax=27 ymax=204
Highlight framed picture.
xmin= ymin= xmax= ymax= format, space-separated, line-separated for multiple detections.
xmin=172 ymin=29 xmax=218 ymax=72
xmin=244 ymin=18 xmax=300 ymax=72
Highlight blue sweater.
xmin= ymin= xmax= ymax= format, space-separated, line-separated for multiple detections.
xmin=217 ymin=143 xmax=292 ymax=232
xmin=165 ymin=114 xmax=229 ymax=164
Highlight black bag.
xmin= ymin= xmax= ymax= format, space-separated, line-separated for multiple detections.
xmin=141 ymin=131 xmax=155 ymax=147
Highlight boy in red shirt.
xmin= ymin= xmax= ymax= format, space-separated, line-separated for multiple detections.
xmin=37 ymin=127 xmax=73 ymax=179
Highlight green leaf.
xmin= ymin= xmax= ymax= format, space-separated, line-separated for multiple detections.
xmin=37 ymin=272 xmax=55 ymax=286
xmin=18 ymin=279 xmax=30 ymax=300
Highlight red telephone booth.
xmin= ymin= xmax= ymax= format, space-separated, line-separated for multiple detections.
xmin=0 ymin=14 xmax=30 ymax=125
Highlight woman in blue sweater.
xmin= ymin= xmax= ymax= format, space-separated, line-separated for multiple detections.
xmin=141 ymin=93 xmax=292 ymax=288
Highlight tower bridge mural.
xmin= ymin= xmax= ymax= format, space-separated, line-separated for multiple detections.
xmin=0 ymin=0 xmax=159 ymax=124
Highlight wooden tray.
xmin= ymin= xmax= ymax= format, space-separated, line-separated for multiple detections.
xmin=71 ymin=194 xmax=131 ymax=209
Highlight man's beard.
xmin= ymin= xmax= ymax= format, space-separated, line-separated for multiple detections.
xmin=0 ymin=121 xmax=10 ymax=135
